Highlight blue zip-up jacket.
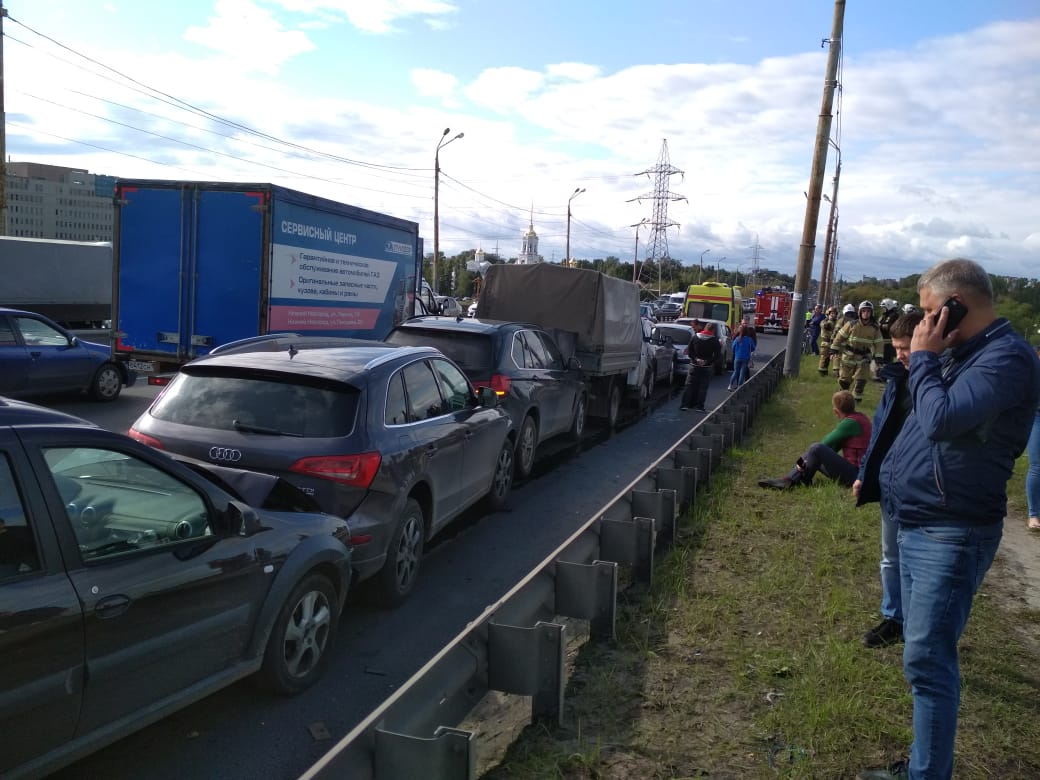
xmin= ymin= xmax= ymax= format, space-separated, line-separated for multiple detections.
xmin=855 ymin=360 xmax=911 ymax=506
xmin=878 ymin=318 xmax=1040 ymax=526
xmin=732 ymin=335 xmax=754 ymax=362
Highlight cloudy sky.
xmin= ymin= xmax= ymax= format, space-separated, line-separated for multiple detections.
xmin=4 ymin=0 xmax=1038 ymax=281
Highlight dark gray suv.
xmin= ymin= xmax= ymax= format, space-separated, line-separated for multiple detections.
xmin=129 ymin=343 xmax=515 ymax=606
xmin=387 ymin=317 xmax=587 ymax=480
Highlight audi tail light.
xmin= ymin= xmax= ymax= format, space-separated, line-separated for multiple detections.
xmin=290 ymin=452 xmax=382 ymax=488
xmin=128 ymin=428 xmax=164 ymax=450
xmin=473 ymin=374 xmax=511 ymax=396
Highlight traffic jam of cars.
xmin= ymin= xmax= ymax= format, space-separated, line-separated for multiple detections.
xmin=0 ymin=270 xmax=745 ymax=779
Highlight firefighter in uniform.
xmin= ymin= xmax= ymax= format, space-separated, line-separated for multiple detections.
xmin=830 ymin=300 xmax=883 ymax=403
xmin=833 ymin=304 xmax=857 ymax=377
xmin=817 ymin=306 xmax=840 ymax=376
xmin=876 ymin=298 xmax=902 ymax=366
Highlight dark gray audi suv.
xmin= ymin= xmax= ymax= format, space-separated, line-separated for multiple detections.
xmin=129 ymin=342 xmax=515 ymax=606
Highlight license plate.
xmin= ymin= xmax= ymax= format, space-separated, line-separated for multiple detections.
xmin=128 ymin=360 xmax=155 ymax=373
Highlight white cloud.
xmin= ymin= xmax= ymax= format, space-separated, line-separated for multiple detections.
xmin=411 ymin=68 xmax=460 ymax=107
xmin=463 ymin=67 xmax=546 ymax=114
xmin=184 ymin=0 xmax=315 ymax=73
xmin=270 ymin=0 xmax=459 ymax=34
xmin=546 ymin=62 xmax=602 ymax=82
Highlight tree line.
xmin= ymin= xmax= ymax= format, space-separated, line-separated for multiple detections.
xmin=425 ymin=251 xmax=1039 ymax=344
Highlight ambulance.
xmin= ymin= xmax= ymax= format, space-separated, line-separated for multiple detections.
xmin=683 ymin=282 xmax=744 ymax=332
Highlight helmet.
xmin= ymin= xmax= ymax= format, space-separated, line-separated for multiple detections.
xmin=858 ymin=300 xmax=874 ymax=312
xmin=842 ymin=304 xmax=855 ymax=316
xmin=902 ymin=303 xmax=916 ymax=314
xmin=880 ymin=298 xmax=897 ymax=312
xmin=826 ymin=306 xmax=838 ymax=315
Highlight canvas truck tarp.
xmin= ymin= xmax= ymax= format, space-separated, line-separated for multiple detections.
xmin=477 ymin=264 xmax=641 ymax=355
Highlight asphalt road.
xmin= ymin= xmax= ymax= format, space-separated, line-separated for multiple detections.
xmin=41 ymin=334 xmax=783 ymax=779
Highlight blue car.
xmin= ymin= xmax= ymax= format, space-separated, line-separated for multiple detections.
xmin=0 ymin=307 xmax=135 ymax=401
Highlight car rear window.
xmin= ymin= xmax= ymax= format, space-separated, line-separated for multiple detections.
xmin=657 ymin=327 xmax=693 ymax=345
xmin=386 ymin=329 xmax=494 ymax=375
xmin=149 ymin=371 xmax=359 ymax=437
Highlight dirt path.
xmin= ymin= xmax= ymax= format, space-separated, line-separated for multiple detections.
xmin=992 ymin=509 xmax=1040 ymax=613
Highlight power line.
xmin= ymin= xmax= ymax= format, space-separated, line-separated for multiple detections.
xmin=5 ymin=15 xmax=428 ymax=174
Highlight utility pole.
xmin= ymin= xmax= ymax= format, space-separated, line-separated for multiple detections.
xmin=784 ymin=0 xmax=845 ymax=376
xmin=1 ymin=0 xmax=8 ymax=236
xmin=819 ymin=143 xmax=841 ymax=306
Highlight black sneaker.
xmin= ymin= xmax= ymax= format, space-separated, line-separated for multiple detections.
xmin=858 ymin=759 xmax=908 ymax=779
xmin=863 ymin=618 xmax=903 ymax=648
xmin=757 ymin=477 xmax=792 ymax=490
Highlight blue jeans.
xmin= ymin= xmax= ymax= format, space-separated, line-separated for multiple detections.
xmin=1027 ymin=412 xmax=1040 ymax=519
xmin=880 ymin=510 xmax=901 ymax=622
xmin=729 ymin=359 xmax=749 ymax=388
xmin=899 ymin=521 xmax=1002 ymax=780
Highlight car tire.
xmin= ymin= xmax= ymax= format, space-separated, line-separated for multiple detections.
xmin=514 ymin=415 xmax=538 ymax=480
xmin=259 ymin=573 xmax=338 ymax=694
xmin=606 ymin=381 xmax=622 ymax=430
xmin=90 ymin=363 xmax=123 ymax=402
xmin=636 ymin=368 xmax=653 ymax=405
xmin=485 ymin=439 xmax=514 ymax=512
xmin=370 ymin=498 xmax=425 ymax=608
xmin=567 ymin=393 xmax=587 ymax=442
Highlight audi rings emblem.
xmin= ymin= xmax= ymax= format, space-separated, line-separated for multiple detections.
xmin=209 ymin=446 xmax=243 ymax=463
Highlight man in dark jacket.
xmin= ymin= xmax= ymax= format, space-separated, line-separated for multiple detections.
xmin=853 ymin=310 xmax=923 ymax=649
xmin=679 ymin=321 xmax=720 ymax=413
xmin=859 ymin=259 xmax=1040 ymax=780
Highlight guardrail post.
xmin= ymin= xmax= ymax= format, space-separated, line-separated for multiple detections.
xmin=687 ymin=433 xmax=723 ymax=470
xmin=704 ymin=421 xmax=734 ymax=449
xmin=555 ymin=559 xmax=618 ymax=641
xmin=632 ymin=489 xmax=675 ymax=543
xmin=374 ymin=726 xmax=476 ymax=780
xmin=488 ymin=621 xmax=566 ymax=725
xmin=673 ymin=448 xmax=709 ymax=490
xmin=656 ymin=466 xmax=696 ymax=512
xmin=600 ymin=515 xmax=655 ymax=583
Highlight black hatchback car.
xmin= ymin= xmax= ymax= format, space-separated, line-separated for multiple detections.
xmin=0 ymin=398 xmax=352 ymax=779
xmin=386 ymin=317 xmax=587 ymax=480
xmin=129 ymin=343 xmax=515 ymax=606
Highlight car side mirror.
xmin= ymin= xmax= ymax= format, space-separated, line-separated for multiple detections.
xmin=69 ymin=335 xmax=79 ymax=347
xmin=225 ymin=501 xmax=262 ymax=536
xmin=477 ymin=386 xmax=498 ymax=408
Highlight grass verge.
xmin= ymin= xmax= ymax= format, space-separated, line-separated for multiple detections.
xmin=482 ymin=355 xmax=1040 ymax=779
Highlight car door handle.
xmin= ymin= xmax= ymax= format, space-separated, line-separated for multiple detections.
xmin=95 ymin=594 xmax=131 ymax=619
xmin=425 ymin=444 xmax=438 ymax=455
xmin=30 ymin=351 xmax=42 ymax=359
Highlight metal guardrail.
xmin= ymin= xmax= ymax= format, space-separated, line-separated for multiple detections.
xmin=300 ymin=353 xmax=786 ymax=780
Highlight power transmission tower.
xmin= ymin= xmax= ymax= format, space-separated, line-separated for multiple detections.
xmin=628 ymin=139 xmax=686 ymax=285
xmin=747 ymin=234 xmax=764 ymax=292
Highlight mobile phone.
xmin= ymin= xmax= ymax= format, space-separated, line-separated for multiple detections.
xmin=936 ymin=297 xmax=968 ymax=337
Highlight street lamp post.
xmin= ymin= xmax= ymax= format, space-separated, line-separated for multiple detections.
xmin=566 ymin=187 xmax=585 ymax=267
xmin=699 ymin=249 xmax=711 ymax=283
xmin=433 ymin=127 xmax=464 ymax=294
xmin=630 ymin=218 xmax=650 ymax=283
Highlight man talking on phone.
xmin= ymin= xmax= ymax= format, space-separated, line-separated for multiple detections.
xmin=859 ymin=259 xmax=1040 ymax=780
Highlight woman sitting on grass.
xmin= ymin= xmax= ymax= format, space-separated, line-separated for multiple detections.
xmin=758 ymin=390 xmax=872 ymax=489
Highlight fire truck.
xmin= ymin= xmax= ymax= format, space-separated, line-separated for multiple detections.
xmin=754 ymin=287 xmax=793 ymax=334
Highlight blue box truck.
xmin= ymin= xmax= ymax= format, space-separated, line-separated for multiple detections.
xmin=112 ymin=180 xmax=424 ymax=375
